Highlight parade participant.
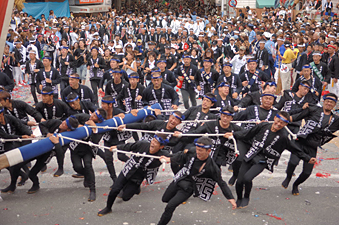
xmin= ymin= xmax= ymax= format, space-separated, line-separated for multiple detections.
xmin=87 ymin=46 xmax=106 ymax=104
xmin=180 ymin=93 xmax=217 ymax=133
xmin=282 ymin=93 xmax=339 ymax=195
xmin=327 ymin=45 xmax=339 ymax=90
xmin=36 ymin=55 xmax=61 ymax=99
xmin=0 ymin=106 xmax=34 ymax=193
xmin=237 ymin=80 xmax=277 ymax=108
xmin=175 ymin=53 xmax=199 ymax=109
xmin=309 ymin=51 xmax=331 ymax=88
xmin=25 ymin=50 xmax=43 ymax=105
xmin=62 ymin=73 xmax=96 ymax=104
xmin=224 ymin=111 xmax=316 ymax=208
xmin=275 ymin=80 xmax=312 ymax=112
xmin=0 ymin=91 xmax=44 ymax=127
xmin=176 ymin=105 xmax=241 ymax=172
xmin=196 ymin=58 xmax=219 ymax=97
xmin=233 ymin=93 xmax=279 ymax=130
xmin=97 ymin=134 xmax=170 ymax=216
xmin=100 ymin=95 xmax=133 ymax=187
xmin=215 ymin=82 xmax=238 ymax=109
xmin=35 ymin=87 xmax=70 ymax=121
xmin=157 ymin=57 xmax=177 ymax=88
xmin=118 ymin=111 xmax=183 ymax=153
xmin=157 ymin=136 xmax=237 ymax=225
xmin=99 ymin=58 xmax=128 ymax=88
xmin=0 ymin=72 xmax=14 ymax=92
xmin=56 ymin=46 xmax=75 ymax=90
xmin=13 ymin=41 xmax=26 ymax=86
xmin=116 ymin=72 xmax=145 ymax=113
xmin=217 ymin=62 xmax=242 ymax=99
xmin=104 ymin=69 xmax=129 ymax=108
xmin=142 ymin=67 xmax=179 ymax=116
xmin=293 ymin=44 xmax=307 ymax=81
xmin=240 ymin=59 xmax=270 ymax=95
xmin=69 ymin=109 xmax=106 ymax=201
xmin=27 ymin=116 xmax=80 ymax=193
xmin=254 ymin=40 xmax=269 ymax=76
xmin=65 ymin=92 xmax=97 ymax=115
xmin=292 ymin=64 xmax=322 ymax=103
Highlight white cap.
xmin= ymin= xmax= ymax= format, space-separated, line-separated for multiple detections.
xmin=263 ymin=32 xmax=272 ymax=39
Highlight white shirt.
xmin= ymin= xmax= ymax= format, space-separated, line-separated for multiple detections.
xmin=198 ymin=21 xmax=205 ymax=33
xmin=170 ymin=20 xmax=180 ymax=34
xmin=247 ymin=10 xmax=252 ymax=20
xmin=230 ymin=54 xmax=247 ymax=75
xmin=161 ymin=19 xmax=167 ymax=28
xmin=192 ymin=23 xmax=199 ymax=36
xmin=70 ymin=32 xmax=79 ymax=46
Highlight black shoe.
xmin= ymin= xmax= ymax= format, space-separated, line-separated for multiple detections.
xmin=228 ymin=176 xmax=237 ymax=186
xmin=18 ymin=174 xmax=29 ymax=186
xmin=136 ymin=186 xmax=141 ymax=195
xmin=1 ymin=185 xmax=16 ymax=193
xmin=72 ymin=173 xmax=84 ymax=178
xmin=88 ymin=191 xmax=96 ymax=202
xmin=282 ymin=177 xmax=291 ymax=189
xmin=53 ymin=168 xmax=64 ymax=177
xmin=236 ymin=199 xmax=242 ymax=208
xmin=27 ymin=185 xmax=40 ymax=194
xmin=240 ymin=197 xmax=250 ymax=208
xmin=117 ymin=190 xmax=124 ymax=199
xmin=292 ymin=184 xmax=299 ymax=196
xmin=40 ymin=165 xmax=47 ymax=173
xmin=97 ymin=207 xmax=112 ymax=216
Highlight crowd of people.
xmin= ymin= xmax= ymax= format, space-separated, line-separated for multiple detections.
xmin=1 ymin=1 xmax=339 ymax=224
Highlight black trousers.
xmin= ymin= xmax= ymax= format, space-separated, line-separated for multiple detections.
xmin=30 ymin=84 xmax=38 ymax=104
xmin=55 ymin=145 xmax=67 ymax=170
xmin=71 ymin=150 xmax=95 ymax=191
xmin=6 ymin=161 xmax=29 ymax=189
xmin=231 ymin=141 xmax=250 ymax=180
xmin=90 ymin=79 xmax=100 ymax=105
xmin=60 ymin=79 xmax=69 ymax=91
xmin=285 ymin=144 xmax=317 ymax=187
xmin=235 ymin=159 xmax=266 ymax=200
xmin=106 ymin=173 xmax=141 ymax=209
xmin=103 ymin=146 xmax=130 ymax=182
xmin=181 ymin=88 xmax=197 ymax=109
xmin=158 ymin=181 xmax=193 ymax=225
xmin=28 ymin=152 xmax=51 ymax=186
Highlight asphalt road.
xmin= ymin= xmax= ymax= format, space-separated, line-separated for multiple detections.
xmin=1 ymin=79 xmax=339 ymax=225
